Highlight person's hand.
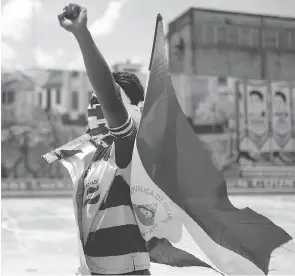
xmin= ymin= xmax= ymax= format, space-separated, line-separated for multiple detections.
xmin=57 ymin=3 xmax=87 ymax=34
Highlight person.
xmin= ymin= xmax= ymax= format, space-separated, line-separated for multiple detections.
xmin=248 ymin=90 xmax=265 ymax=118
xmin=57 ymin=3 xmax=151 ymax=275
xmin=274 ymin=91 xmax=288 ymax=117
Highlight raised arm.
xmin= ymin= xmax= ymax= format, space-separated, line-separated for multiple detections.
xmin=57 ymin=3 xmax=128 ymax=128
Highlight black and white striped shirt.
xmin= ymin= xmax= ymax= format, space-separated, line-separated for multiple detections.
xmin=82 ymin=115 xmax=150 ymax=274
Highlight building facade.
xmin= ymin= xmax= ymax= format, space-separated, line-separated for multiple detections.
xmin=2 ymin=61 xmax=147 ymax=129
xmin=37 ymin=60 xmax=147 ymax=126
xmin=1 ymin=69 xmax=93 ymax=127
xmin=167 ymin=9 xmax=295 ymax=173
xmin=1 ymin=70 xmax=37 ymax=127
xmin=168 ymin=8 xmax=295 ymax=81
xmin=38 ymin=69 xmax=93 ymax=126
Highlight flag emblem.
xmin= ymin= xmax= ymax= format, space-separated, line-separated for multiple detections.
xmin=134 ymin=203 xmax=158 ymax=226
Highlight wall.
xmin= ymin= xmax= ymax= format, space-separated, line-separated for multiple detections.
xmin=168 ymin=8 xmax=295 ymax=81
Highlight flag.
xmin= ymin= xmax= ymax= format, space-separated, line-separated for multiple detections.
xmin=130 ymin=14 xmax=293 ymax=275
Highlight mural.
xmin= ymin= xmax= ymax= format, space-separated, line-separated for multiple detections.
xmin=236 ymin=79 xmax=295 ymax=168
xmin=171 ymin=74 xmax=295 ymax=180
xmin=2 ymin=73 xmax=295 ymax=180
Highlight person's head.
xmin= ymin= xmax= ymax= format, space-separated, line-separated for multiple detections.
xmin=112 ymin=71 xmax=144 ymax=106
xmin=86 ymin=71 xmax=144 ymax=138
xmin=249 ymin=90 xmax=264 ymax=102
xmin=275 ymin=91 xmax=286 ymax=104
xmin=249 ymin=90 xmax=265 ymax=117
xmin=274 ymin=91 xmax=287 ymax=114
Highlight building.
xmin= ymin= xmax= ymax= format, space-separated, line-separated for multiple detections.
xmin=167 ymin=9 xmax=295 ymax=173
xmin=168 ymin=8 xmax=295 ymax=81
xmin=1 ymin=70 xmax=37 ymax=127
xmin=2 ymin=61 xmax=147 ymax=128
xmin=40 ymin=61 xmax=147 ymax=125
xmin=38 ymin=69 xmax=92 ymax=126
xmin=1 ymin=69 xmax=92 ymax=127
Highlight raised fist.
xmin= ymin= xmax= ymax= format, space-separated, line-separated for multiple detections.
xmin=57 ymin=3 xmax=87 ymax=33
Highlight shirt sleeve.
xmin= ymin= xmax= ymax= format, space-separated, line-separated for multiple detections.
xmin=108 ymin=115 xmax=137 ymax=169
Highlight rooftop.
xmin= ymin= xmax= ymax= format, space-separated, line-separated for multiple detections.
xmin=170 ymin=7 xmax=295 ymax=26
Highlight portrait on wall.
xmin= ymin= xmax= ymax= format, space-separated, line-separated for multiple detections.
xmin=271 ymin=82 xmax=292 ymax=152
xmin=233 ymin=80 xmax=271 ymax=167
xmin=246 ymin=80 xmax=270 ymax=152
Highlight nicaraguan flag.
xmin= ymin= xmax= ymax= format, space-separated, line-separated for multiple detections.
xmin=130 ymin=14 xmax=293 ymax=275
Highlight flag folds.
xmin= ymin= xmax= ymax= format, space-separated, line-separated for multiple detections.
xmin=130 ymin=14 xmax=292 ymax=275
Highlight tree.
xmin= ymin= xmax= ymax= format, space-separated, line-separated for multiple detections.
xmin=194 ymin=93 xmax=235 ymax=126
xmin=194 ymin=100 xmax=226 ymax=125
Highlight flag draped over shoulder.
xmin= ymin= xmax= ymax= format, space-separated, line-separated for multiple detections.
xmin=130 ymin=14 xmax=292 ymax=275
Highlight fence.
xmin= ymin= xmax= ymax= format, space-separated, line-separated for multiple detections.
xmin=2 ymin=177 xmax=295 ymax=198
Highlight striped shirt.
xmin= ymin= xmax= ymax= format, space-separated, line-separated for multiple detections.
xmin=82 ymin=115 xmax=150 ymax=274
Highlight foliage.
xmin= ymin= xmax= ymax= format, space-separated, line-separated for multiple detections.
xmin=194 ymin=93 xmax=235 ymax=126
xmin=1 ymin=104 xmax=74 ymax=179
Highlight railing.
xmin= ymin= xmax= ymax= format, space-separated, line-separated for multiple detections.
xmin=2 ymin=178 xmax=295 ymax=198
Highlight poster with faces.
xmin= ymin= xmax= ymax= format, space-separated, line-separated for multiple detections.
xmin=271 ymin=82 xmax=292 ymax=151
xmin=245 ymin=80 xmax=270 ymax=152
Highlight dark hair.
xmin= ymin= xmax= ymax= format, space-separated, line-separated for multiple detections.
xmin=112 ymin=71 xmax=144 ymax=106
xmin=275 ymin=91 xmax=286 ymax=103
xmin=250 ymin=90 xmax=264 ymax=101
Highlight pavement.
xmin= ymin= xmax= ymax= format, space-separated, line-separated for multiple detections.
xmin=2 ymin=195 xmax=295 ymax=275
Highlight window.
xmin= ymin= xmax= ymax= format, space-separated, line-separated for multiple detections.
xmin=278 ymin=30 xmax=289 ymax=50
xmin=218 ymin=76 xmax=228 ymax=86
xmin=170 ymin=34 xmax=181 ymax=57
xmin=239 ymin=27 xmax=252 ymax=47
xmin=263 ymin=30 xmax=277 ymax=49
xmin=227 ymin=26 xmax=239 ymax=45
xmin=194 ymin=23 xmax=204 ymax=44
xmin=56 ymin=89 xmax=61 ymax=104
xmin=7 ymin=91 xmax=14 ymax=103
xmin=290 ymin=31 xmax=295 ymax=49
xmin=39 ymin=93 xmax=42 ymax=106
xmin=71 ymin=71 xmax=79 ymax=78
xmin=205 ymin=24 xmax=216 ymax=44
xmin=217 ymin=26 xmax=227 ymax=45
xmin=251 ymin=28 xmax=260 ymax=48
xmin=72 ymin=91 xmax=78 ymax=110
xmin=2 ymin=90 xmax=15 ymax=104
xmin=46 ymin=89 xmax=52 ymax=111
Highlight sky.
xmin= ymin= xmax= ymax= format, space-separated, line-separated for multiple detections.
xmin=1 ymin=0 xmax=295 ymax=72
